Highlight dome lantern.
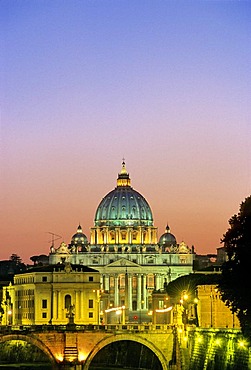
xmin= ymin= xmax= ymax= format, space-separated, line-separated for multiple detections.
xmin=117 ymin=160 xmax=131 ymax=187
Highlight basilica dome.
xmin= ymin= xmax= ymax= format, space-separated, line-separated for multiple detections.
xmin=70 ymin=224 xmax=88 ymax=246
xmin=94 ymin=161 xmax=153 ymax=227
xmin=159 ymin=224 xmax=177 ymax=249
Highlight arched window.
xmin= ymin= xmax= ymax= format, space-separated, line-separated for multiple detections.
xmin=65 ymin=294 xmax=71 ymax=310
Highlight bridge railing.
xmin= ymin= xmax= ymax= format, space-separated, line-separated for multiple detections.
xmin=0 ymin=323 xmax=174 ymax=334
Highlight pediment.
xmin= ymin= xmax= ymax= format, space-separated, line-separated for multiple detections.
xmin=106 ymin=258 xmax=141 ymax=268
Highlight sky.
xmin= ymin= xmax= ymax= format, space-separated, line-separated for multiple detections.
xmin=0 ymin=0 xmax=250 ymax=263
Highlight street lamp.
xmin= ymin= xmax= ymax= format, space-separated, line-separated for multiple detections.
xmin=7 ymin=310 xmax=12 ymax=325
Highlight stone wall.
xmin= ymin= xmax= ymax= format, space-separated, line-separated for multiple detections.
xmin=187 ymin=328 xmax=250 ymax=370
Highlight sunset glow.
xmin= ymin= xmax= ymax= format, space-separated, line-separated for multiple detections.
xmin=1 ymin=1 xmax=250 ymax=262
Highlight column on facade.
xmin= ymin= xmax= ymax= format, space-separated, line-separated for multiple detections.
xmin=100 ymin=275 xmax=104 ymax=291
xmin=137 ymin=274 xmax=142 ymax=310
xmin=115 ymin=228 xmax=119 ymax=244
xmin=155 ymin=273 xmax=161 ymax=291
xmin=79 ymin=291 xmax=83 ymax=319
xmin=142 ymin=274 xmax=147 ymax=309
xmin=127 ymin=274 xmax=132 ymax=311
xmin=140 ymin=227 xmax=144 ymax=244
xmin=104 ymin=275 xmax=110 ymax=292
xmin=103 ymin=228 xmax=107 ymax=244
xmin=128 ymin=228 xmax=132 ymax=244
xmin=52 ymin=291 xmax=57 ymax=323
xmin=114 ymin=275 xmax=119 ymax=307
xmin=58 ymin=291 xmax=62 ymax=320
xmin=75 ymin=291 xmax=79 ymax=320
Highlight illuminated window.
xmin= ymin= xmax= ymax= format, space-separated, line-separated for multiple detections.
xmin=159 ymin=300 xmax=164 ymax=309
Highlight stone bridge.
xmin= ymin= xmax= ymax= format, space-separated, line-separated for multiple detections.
xmin=0 ymin=324 xmax=178 ymax=370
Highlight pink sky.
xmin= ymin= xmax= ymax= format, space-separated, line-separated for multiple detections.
xmin=1 ymin=1 xmax=250 ymax=263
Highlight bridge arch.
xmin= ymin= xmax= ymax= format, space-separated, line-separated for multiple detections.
xmin=83 ymin=333 xmax=169 ymax=370
xmin=0 ymin=333 xmax=57 ymax=366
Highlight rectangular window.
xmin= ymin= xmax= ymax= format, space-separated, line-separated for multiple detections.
xmin=159 ymin=300 xmax=164 ymax=309
xmin=42 ymin=299 xmax=47 ymax=309
xmin=89 ymin=312 xmax=93 ymax=318
xmin=89 ymin=299 xmax=94 ymax=308
xmin=89 ymin=276 xmax=94 ymax=282
xmin=42 ymin=312 xmax=47 ymax=318
xmin=42 ymin=276 xmax=47 ymax=282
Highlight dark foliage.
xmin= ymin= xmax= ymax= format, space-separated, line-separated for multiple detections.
xmin=218 ymin=195 xmax=251 ymax=337
xmin=165 ymin=273 xmax=220 ymax=301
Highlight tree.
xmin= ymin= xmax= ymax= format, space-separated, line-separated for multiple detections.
xmin=9 ymin=254 xmax=26 ymax=273
xmin=9 ymin=253 xmax=22 ymax=264
xmin=218 ymin=195 xmax=251 ymax=336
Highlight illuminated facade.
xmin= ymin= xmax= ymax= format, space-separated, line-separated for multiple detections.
xmin=197 ymin=285 xmax=240 ymax=329
xmin=1 ymin=263 xmax=100 ymax=326
xmin=49 ymin=162 xmax=193 ymax=322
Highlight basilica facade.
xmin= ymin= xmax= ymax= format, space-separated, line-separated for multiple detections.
xmin=49 ymin=162 xmax=193 ymax=323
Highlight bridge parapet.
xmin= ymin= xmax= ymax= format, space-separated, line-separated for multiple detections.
xmin=0 ymin=324 xmax=175 ymax=370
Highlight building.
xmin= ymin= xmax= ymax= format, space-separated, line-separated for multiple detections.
xmin=197 ymin=285 xmax=240 ymax=329
xmin=49 ymin=162 xmax=193 ymax=323
xmin=1 ymin=263 xmax=100 ymax=326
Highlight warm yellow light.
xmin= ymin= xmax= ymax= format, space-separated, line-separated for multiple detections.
xmin=194 ymin=298 xmax=199 ymax=304
xmin=156 ymin=306 xmax=173 ymax=313
xmin=7 ymin=310 xmax=12 ymax=315
xmin=238 ymin=340 xmax=246 ymax=348
xmin=215 ymin=339 xmax=221 ymax=346
xmin=55 ymin=354 xmax=64 ymax=362
xmin=183 ymin=336 xmax=188 ymax=341
xmin=147 ymin=310 xmax=153 ymax=316
xmin=79 ymin=352 xmax=87 ymax=361
xmin=178 ymin=328 xmax=183 ymax=334
xmin=183 ymin=294 xmax=188 ymax=301
xmin=116 ymin=310 xmax=122 ymax=315
xmin=105 ymin=305 xmax=125 ymax=313
xmin=197 ymin=336 xmax=203 ymax=343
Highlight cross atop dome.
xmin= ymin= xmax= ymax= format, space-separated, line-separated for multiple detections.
xmin=121 ymin=158 xmax=127 ymax=175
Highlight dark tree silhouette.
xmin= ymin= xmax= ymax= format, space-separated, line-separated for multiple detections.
xmin=218 ymin=195 xmax=251 ymax=336
xmin=9 ymin=254 xmax=26 ymax=273
xmin=9 ymin=254 xmax=22 ymax=265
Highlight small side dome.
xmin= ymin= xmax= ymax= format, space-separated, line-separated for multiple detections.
xmin=159 ymin=224 xmax=177 ymax=250
xmin=71 ymin=224 xmax=88 ymax=246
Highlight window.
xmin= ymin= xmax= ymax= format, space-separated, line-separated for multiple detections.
xmin=89 ymin=312 xmax=93 ymax=318
xmin=89 ymin=276 xmax=94 ymax=282
xmin=42 ymin=299 xmax=47 ymax=309
xmin=159 ymin=300 xmax=164 ymax=309
xmin=89 ymin=299 xmax=94 ymax=308
xmin=42 ymin=276 xmax=47 ymax=282
xmin=65 ymin=295 xmax=71 ymax=310
xmin=42 ymin=312 xmax=47 ymax=318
